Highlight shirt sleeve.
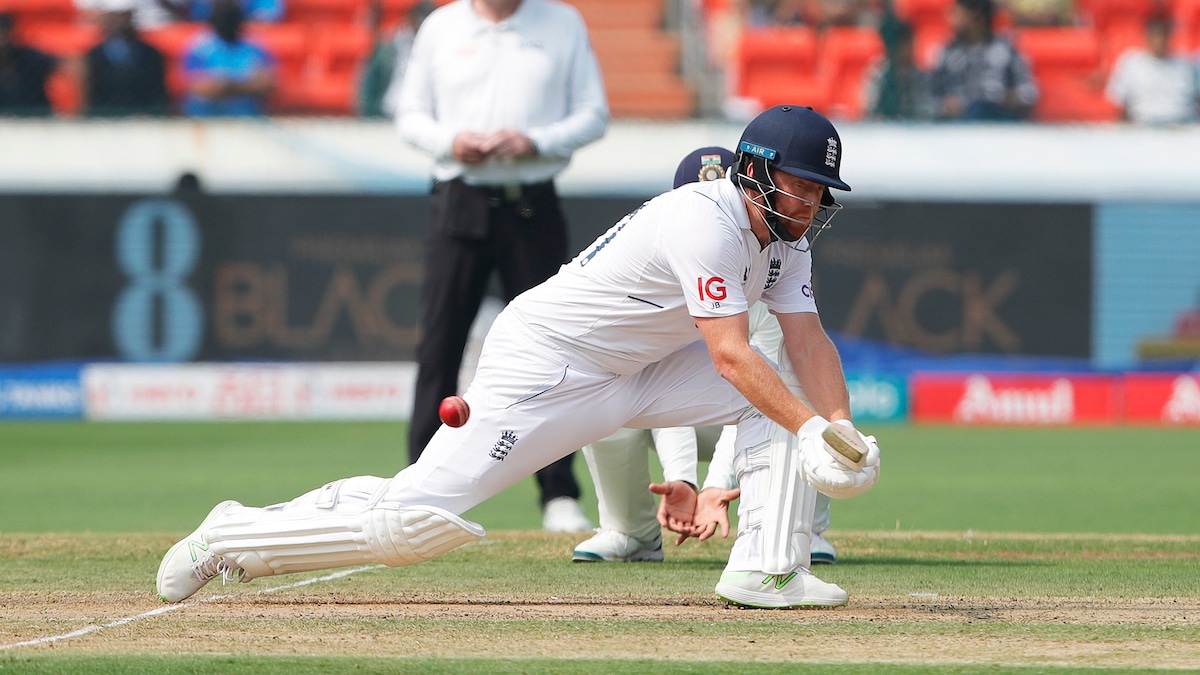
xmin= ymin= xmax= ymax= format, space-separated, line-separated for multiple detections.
xmin=650 ymin=427 xmax=700 ymax=487
xmin=395 ymin=15 xmax=457 ymax=160
xmin=761 ymin=248 xmax=817 ymax=315
xmin=659 ymin=202 xmax=750 ymax=318
xmin=525 ymin=9 xmax=610 ymax=158
xmin=701 ymin=425 xmax=739 ymax=491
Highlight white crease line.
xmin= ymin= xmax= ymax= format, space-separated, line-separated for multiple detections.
xmin=0 ymin=564 xmax=385 ymax=652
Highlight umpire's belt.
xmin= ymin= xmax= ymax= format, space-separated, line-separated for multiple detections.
xmin=471 ymin=180 xmax=556 ymax=208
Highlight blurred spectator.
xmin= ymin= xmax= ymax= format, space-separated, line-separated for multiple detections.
xmin=1003 ymin=0 xmax=1076 ymax=27
xmin=189 ymin=0 xmax=284 ymax=23
xmin=358 ymin=0 xmax=435 ymax=118
xmin=743 ymin=0 xmax=808 ymax=27
xmin=76 ymin=0 xmax=190 ymax=31
xmin=180 ymin=0 xmax=276 ymax=116
xmin=83 ymin=0 xmax=170 ymax=117
xmin=811 ymin=0 xmax=878 ymax=29
xmin=1104 ymin=15 xmax=1199 ymax=125
xmin=862 ymin=13 xmax=935 ymax=119
xmin=931 ymin=0 xmax=1039 ymax=121
xmin=0 ymin=12 xmax=59 ymax=117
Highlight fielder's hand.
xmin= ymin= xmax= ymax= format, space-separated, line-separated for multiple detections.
xmin=796 ymin=417 xmax=880 ymax=499
xmin=649 ymin=481 xmax=697 ymax=543
xmin=690 ymin=486 xmax=740 ymax=543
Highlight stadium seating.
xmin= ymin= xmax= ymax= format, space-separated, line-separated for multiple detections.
xmin=822 ymin=26 xmax=885 ymax=120
xmin=0 ymin=0 xmax=76 ymax=27
xmin=243 ymin=22 xmax=313 ymax=113
xmin=11 ymin=0 xmax=1193 ymax=121
xmin=1174 ymin=0 xmax=1200 ymax=50
xmin=735 ymin=27 xmax=829 ymax=111
xmin=1015 ymin=27 xmax=1118 ymax=122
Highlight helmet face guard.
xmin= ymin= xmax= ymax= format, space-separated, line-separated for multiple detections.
xmin=734 ymin=106 xmax=851 ymax=252
xmin=736 ymin=154 xmax=842 ymax=252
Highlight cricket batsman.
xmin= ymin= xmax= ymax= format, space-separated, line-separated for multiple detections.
xmin=156 ymin=105 xmax=882 ymax=608
xmin=573 ymin=147 xmax=840 ymax=570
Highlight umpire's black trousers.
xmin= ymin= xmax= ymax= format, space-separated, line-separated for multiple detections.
xmin=407 ymin=177 xmax=581 ymax=506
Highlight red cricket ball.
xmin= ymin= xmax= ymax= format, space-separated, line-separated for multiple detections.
xmin=438 ymin=395 xmax=470 ymax=428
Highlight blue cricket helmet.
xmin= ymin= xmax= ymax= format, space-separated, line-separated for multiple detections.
xmin=734 ymin=105 xmax=850 ymax=251
xmin=673 ymin=146 xmax=737 ymax=189
xmin=737 ymin=105 xmax=851 ymax=192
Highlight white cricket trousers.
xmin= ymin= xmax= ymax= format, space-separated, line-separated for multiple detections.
xmin=381 ymin=309 xmax=755 ymax=516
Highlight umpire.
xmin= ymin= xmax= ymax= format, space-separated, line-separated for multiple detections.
xmin=395 ymin=0 xmax=610 ymax=531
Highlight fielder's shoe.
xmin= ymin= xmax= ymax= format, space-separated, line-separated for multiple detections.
xmin=810 ymin=532 xmax=838 ymax=565
xmin=715 ymin=569 xmax=849 ymax=609
xmin=542 ymin=497 xmax=595 ymax=533
xmin=572 ymin=529 xmax=664 ymax=562
xmin=156 ymin=500 xmax=246 ymax=603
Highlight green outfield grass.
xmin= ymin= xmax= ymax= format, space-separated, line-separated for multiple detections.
xmin=0 ymin=422 xmax=1197 ymax=534
xmin=2 ymin=421 xmax=1199 ymax=671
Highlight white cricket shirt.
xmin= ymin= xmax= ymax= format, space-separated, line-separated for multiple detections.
xmin=396 ymin=0 xmax=610 ymax=185
xmin=511 ymin=177 xmax=818 ymax=375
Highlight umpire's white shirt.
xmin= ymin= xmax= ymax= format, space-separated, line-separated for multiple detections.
xmin=395 ymin=0 xmax=610 ymax=185
xmin=511 ymin=177 xmax=818 ymax=375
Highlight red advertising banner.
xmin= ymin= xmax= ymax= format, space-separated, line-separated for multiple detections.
xmin=1124 ymin=374 xmax=1200 ymax=425
xmin=912 ymin=373 xmax=1120 ymax=425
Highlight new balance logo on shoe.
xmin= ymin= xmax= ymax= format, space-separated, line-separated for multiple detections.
xmin=188 ymin=537 xmax=209 ymax=563
xmin=761 ymin=572 xmax=797 ymax=590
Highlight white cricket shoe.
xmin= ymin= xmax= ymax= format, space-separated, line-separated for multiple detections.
xmin=156 ymin=500 xmax=246 ymax=603
xmin=542 ymin=497 xmax=595 ymax=533
xmin=715 ymin=569 xmax=849 ymax=609
xmin=811 ymin=532 xmax=838 ymax=565
xmin=572 ymin=529 xmax=664 ymax=562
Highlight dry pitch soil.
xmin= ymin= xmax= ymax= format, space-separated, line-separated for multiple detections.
xmin=5 ymin=590 xmax=1198 ymax=667
xmin=3 ymin=532 xmax=1198 ymax=668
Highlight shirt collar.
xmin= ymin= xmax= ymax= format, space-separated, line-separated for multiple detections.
xmin=466 ymin=0 xmax=529 ymax=30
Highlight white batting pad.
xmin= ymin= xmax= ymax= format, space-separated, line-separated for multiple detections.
xmin=205 ymin=478 xmax=486 ymax=579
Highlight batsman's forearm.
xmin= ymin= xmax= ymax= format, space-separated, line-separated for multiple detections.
xmin=788 ymin=330 xmax=852 ymax=422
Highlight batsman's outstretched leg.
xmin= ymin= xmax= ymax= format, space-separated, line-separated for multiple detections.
xmin=156 ymin=476 xmax=485 ymax=603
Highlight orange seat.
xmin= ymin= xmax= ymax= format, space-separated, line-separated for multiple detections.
xmin=0 ymin=0 xmax=77 ymax=25
xmin=143 ymin=22 xmax=208 ymax=59
xmin=313 ymin=24 xmax=373 ymax=81
xmin=244 ymin=23 xmax=312 ymax=76
xmin=1014 ymin=28 xmax=1113 ymax=122
xmin=1078 ymin=0 xmax=1157 ymax=35
xmin=18 ymin=22 xmax=101 ymax=57
xmin=1031 ymin=70 xmax=1119 ymax=121
xmin=821 ymin=26 xmax=885 ymax=120
xmin=237 ymin=24 xmax=314 ymax=113
xmin=894 ymin=0 xmax=953 ymax=33
xmin=1016 ymin=27 xmax=1102 ymax=68
xmin=45 ymin=69 xmax=81 ymax=116
xmin=735 ymin=26 xmax=819 ymax=99
xmin=1174 ymin=0 xmax=1200 ymax=51
xmin=287 ymin=0 xmax=364 ymax=25
xmin=300 ymin=75 xmax=358 ymax=115
xmin=1098 ymin=20 xmax=1145 ymax=70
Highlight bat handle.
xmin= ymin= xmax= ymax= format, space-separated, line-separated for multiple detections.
xmin=820 ymin=424 xmax=867 ymax=472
